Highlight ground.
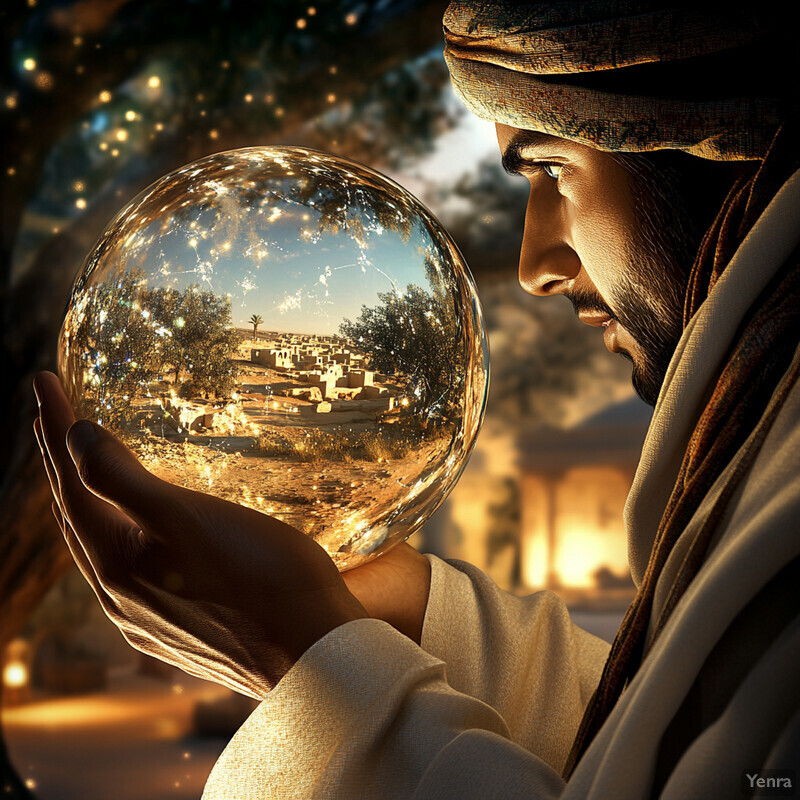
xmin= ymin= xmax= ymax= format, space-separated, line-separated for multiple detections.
xmin=106 ymin=340 xmax=463 ymax=570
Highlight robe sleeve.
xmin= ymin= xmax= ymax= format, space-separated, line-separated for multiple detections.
xmin=201 ymin=556 xmax=610 ymax=800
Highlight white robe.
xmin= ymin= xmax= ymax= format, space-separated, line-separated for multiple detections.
xmin=202 ymin=170 xmax=800 ymax=799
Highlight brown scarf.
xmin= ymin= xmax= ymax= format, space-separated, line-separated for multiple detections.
xmin=563 ymin=119 xmax=800 ymax=777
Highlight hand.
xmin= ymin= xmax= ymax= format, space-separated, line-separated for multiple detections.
xmin=33 ymin=371 xmax=368 ymax=698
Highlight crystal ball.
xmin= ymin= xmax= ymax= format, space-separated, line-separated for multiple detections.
xmin=58 ymin=147 xmax=488 ymax=570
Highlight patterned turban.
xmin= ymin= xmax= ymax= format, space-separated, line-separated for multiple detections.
xmin=443 ymin=2 xmax=792 ymax=160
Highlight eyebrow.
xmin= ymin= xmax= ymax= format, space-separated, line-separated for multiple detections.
xmin=501 ymin=131 xmax=560 ymax=176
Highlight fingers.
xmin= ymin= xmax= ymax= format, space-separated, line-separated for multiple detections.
xmin=35 ymin=371 xmax=139 ymax=570
xmin=65 ymin=418 xmax=177 ymax=535
xmin=34 ymin=417 xmax=61 ymax=509
xmin=37 ymin=413 xmax=104 ymax=594
xmin=34 ymin=372 xmax=116 ymax=528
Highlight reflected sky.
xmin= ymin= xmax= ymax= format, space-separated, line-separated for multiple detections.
xmin=87 ymin=146 xmax=447 ymax=336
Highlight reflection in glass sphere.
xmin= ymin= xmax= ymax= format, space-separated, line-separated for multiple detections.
xmin=58 ymin=147 xmax=488 ymax=570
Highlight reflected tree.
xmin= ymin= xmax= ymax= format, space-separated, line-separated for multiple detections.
xmin=340 ymin=276 xmax=463 ymax=425
xmin=67 ymin=279 xmax=240 ymax=428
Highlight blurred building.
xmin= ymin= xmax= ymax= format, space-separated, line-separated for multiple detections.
xmin=518 ymin=396 xmax=652 ymax=593
xmin=423 ymin=396 xmax=651 ymax=598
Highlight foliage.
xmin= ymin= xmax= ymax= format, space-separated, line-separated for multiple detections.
xmin=171 ymin=286 xmax=239 ymax=396
xmin=339 ymin=265 xmax=466 ymax=423
xmin=69 ymin=276 xmax=239 ymax=424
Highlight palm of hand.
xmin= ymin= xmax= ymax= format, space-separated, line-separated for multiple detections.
xmin=34 ymin=371 xmax=368 ymax=697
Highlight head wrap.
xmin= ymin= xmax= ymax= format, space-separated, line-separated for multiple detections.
xmin=444 ymin=2 xmax=792 ymax=160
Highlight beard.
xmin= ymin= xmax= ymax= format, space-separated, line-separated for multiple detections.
xmin=569 ymin=154 xmax=708 ymax=406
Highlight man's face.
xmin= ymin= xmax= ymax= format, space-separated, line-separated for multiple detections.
xmin=496 ymin=123 xmax=689 ymax=406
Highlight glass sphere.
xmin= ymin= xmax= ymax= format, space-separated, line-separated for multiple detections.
xmin=58 ymin=147 xmax=488 ymax=570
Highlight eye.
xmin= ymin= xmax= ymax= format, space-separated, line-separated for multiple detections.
xmin=542 ymin=163 xmax=562 ymax=180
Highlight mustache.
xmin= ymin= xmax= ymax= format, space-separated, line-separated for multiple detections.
xmin=564 ymin=287 xmax=615 ymax=319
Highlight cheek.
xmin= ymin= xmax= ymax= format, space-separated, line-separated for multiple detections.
xmin=572 ymin=215 xmax=633 ymax=302
xmin=568 ymin=176 xmax=639 ymax=300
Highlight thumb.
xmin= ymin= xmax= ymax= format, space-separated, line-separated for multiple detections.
xmin=66 ymin=419 xmax=174 ymax=527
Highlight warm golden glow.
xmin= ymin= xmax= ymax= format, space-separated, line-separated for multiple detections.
xmin=521 ymin=467 xmax=630 ymax=590
xmin=3 ymin=661 xmax=28 ymax=689
xmin=147 ymin=75 xmax=161 ymax=89
xmin=34 ymin=71 xmax=53 ymax=90
xmin=554 ymin=528 xmax=607 ymax=588
xmin=23 ymin=58 xmax=36 ymax=71
xmin=99 ymin=89 xmax=112 ymax=103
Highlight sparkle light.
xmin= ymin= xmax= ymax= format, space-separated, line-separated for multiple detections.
xmin=125 ymin=109 xmax=137 ymax=121
xmin=115 ymin=128 xmax=128 ymax=141
xmin=147 ymin=75 xmax=161 ymax=89
xmin=345 ymin=12 xmax=358 ymax=24
xmin=75 ymin=198 xmax=87 ymax=210
xmin=296 ymin=18 xmax=307 ymax=29
xmin=99 ymin=90 xmax=112 ymax=103
xmin=5 ymin=95 xmax=17 ymax=109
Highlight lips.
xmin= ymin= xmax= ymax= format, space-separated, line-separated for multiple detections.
xmin=578 ymin=312 xmax=619 ymax=352
xmin=577 ymin=312 xmax=613 ymax=328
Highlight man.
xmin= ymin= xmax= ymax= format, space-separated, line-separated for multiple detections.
xmin=34 ymin=1 xmax=800 ymax=797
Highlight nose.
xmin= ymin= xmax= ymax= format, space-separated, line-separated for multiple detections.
xmin=518 ymin=183 xmax=581 ymax=296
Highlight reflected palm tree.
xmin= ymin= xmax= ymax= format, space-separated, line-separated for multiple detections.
xmin=249 ymin=313 xmax=263 ymax=341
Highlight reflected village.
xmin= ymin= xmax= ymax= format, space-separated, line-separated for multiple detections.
xmin=59 ymin=267 xmax=478 ymax=572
